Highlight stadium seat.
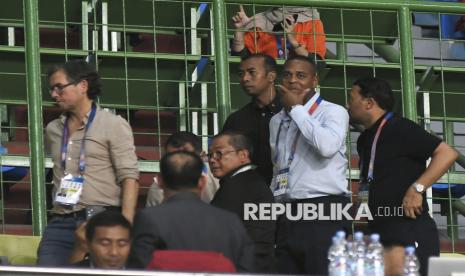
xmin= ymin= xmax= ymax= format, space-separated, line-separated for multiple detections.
xmin=0 ymin=234 xmax=41 ymax=265
xmin=146 ymin=250 xmax=236 ymax=272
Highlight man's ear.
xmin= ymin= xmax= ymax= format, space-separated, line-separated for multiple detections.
xmin=238 ymin=149 xmax=251 ymax=163
xmin=197 ymin=174 xmax=207 ymax=192
xmin=157 ymin=174 xmax=165 ymax=189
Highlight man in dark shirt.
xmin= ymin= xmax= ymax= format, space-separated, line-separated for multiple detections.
xmin=129 ymin=151 xmax=254 ymax=272
xmin=209 ymin=131 xmax=276 ymax=272
xmin=222 ymin=54 xmax=281 ymax=185
xmin=348 ymin=77 xmax=458 ymax=276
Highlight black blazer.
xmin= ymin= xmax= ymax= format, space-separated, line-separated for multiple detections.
xmin=128 ymin=192 xmax=255 ymax=272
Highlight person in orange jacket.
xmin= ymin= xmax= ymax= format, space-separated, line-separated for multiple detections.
xmin=231 ymin=5 xmax=326 ymax=60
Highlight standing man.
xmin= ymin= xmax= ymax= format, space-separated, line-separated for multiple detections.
xmin=129 ymin=151 xmax=255 ymax=272
xmin=209 ymin=131 xmax=275 ymax=272
xmin=223 ymin=54 xmax=281 ymax=185
xmin=270 ymin=55 xmax=350 ymax=274
xmin=348 ymin=77 xmax=457 ymax=276
xmin=38 ymin=60 xmax=139 ymax=266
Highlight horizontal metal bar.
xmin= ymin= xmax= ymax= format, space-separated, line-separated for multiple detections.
xmin=1 ymin=155 xmax=462 ymax=181
xmin=228 ymin=0 xmax=465 ymax=14
xmin=0 ymin=155 xmax=159 ymax=173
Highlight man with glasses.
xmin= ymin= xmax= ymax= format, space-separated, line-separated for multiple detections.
xmin=209 ymin=131 xmax=275 ymax=273
xmin=38 ymin=59 xmax=139 ymax=266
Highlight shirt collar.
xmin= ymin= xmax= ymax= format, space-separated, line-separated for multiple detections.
xmin=165 ymin=191 xmax=201 ymax=203
xmin=366 ymin=112 xmax=393 ymax=134
xmin=59 ymin=103 xmax=100 ymax=126
xmin=302 ymin=91 xmax=321 ymax=111
xmin=220 ymin=163 xmax=254 ymax=183
xmin=251 ymin=93 xmax=283 ymax=114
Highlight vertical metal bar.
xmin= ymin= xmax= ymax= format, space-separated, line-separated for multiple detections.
xmin=7 ymin=27 xmax=15 ymax=46
xmin=398 ymin=6 xmax=416 ymax=122
xmin=102 ymin=0 xmax=109 ymax=51
xmin=201 ymin=83 xmax=208 ymax=152
xmin=212 ymin=0 xmax=230 ymax=126
xmin=179 ymin=83 xmax=187 ymax=131
xmin=191 ymin=7 xmax=198 ymax=55
xmin=82 ymin=1 xmax=89 ymax=50
xmin=24 ymin=0 xmax=46 ymax=235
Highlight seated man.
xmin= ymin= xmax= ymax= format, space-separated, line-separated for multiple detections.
xmin=209 ymin=131 xmax=276 ymax=272
xmin=129 ymin=151 xmax=254 ymax=272
xmin=145 ymin=131 xmax=219 ymax=206
xmin=72 ymin=210 xmax=131 ymax=269
xmin=231 ymin=5 xmax=326 ymax=59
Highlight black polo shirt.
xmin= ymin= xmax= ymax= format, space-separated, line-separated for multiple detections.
xmin=357 ymin=114 xmax=442 ymax=224
xmin=222 ymin=95 xmax=282 ymax=185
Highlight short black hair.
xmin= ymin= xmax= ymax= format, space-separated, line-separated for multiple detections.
xmin=213 ymin=130 xmax=254 ymax=159
xmin=160 ymin=151 xmax=204 ymax=190
xmin=165 ymin=131 xmax=202 ymax=154
xmin=241 ymin=53 xmax=277 ymax=74
xmin=85 ymin=210 xmax=132 ymax=242
xmin=353 ymin=77 xmax=395 ymax=111
xmin=284 ymin=55 xmax=319 ymax=76
xmin=47 ymin=59 xmax=102 ymax=100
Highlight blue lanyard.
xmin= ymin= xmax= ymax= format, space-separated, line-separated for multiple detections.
xmin=360 ymin=112 xmax=393 ymax=181
xmin=273 ymin=96 xmax=322 ymax=167
xmin=60 ymin=103 xmax=97 ymax=174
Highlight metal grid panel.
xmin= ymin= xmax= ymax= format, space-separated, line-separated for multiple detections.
xmin=0 ymin=0 xmax=463 ymax=253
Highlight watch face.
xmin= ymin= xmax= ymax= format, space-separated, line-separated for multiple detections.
xmin=415 ymin=184 xmax=425 ymax=193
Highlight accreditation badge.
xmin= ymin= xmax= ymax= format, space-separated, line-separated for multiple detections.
xmin=273 ymin=167 xmax=290 ymax=197
xmin=55 ymin=174 xmax=84 ymax=206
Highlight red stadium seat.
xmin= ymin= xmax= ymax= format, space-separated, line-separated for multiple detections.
xmin=146 ymin=250 xmax=236 ymax=273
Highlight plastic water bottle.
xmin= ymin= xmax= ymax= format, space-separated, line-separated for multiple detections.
xmin=366 ymin=233 xmax=384 ymax=276
xmin=404 ymin=246 xmax=420 ymax=276
xmin=351 ymin=232 xmax=366 ymax=276
xmin=328 ymin=232 xmax=350 ymax=276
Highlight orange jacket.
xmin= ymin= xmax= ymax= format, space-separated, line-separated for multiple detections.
xmin=243 ymin=19 xmax=326 ymax=59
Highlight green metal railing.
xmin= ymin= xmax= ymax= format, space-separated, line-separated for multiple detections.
xmin=0 ymin=0 xmax=464 ymax=250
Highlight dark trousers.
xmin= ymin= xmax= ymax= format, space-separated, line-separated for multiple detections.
xmin=275 ymin=195 xmax=351 ymax=275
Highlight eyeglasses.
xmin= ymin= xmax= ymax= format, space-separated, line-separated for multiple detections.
xmin=207 ymin=150 xmax=239 ymax=160
xmin=48 ymin=81 xmax=78 ymax=95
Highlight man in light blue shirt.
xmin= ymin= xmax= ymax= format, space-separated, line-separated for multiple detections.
xmin=270 ymin=55 xmax=350 ymax=274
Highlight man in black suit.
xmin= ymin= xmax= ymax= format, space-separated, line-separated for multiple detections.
xmin=209 ymin=131 xmax=276 ymax=272
xmin=128 ymin=151 xmax=255 ymax=272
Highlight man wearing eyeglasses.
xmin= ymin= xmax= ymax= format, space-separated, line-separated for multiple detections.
xmin=209 ymin=131 xmax=275 ymax=273
xmin=37 ymin=59 xmax=139 ymax=266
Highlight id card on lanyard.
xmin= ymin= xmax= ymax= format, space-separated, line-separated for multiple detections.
xmin=55 ymin=103 xmax=97 ymax=207
xmin=273 ymin=96 xmax=322 ymax=200
xmin=358 ymin=112 xmax=393 ymax=203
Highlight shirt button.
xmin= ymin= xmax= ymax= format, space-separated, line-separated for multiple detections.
xmin=261 ymin=113 xmax=265 ymax=117
xmin=67 ymin=157 xmax=72 ymax=161
xmin=69 ymin=141 xmax=73 ymax=145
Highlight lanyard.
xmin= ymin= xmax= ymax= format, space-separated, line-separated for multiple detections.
xmin=60 ymin=103 xmax=97 ymax=174
xmin=273 ymin=96 xmax=322 ymax=167
xmin=360 ymin=112 xmax=393 ymax=181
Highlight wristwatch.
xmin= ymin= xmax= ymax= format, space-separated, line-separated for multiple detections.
xmin=413 ymin=182 xmax=426 ymax=193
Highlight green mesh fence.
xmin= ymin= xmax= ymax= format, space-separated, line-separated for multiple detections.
xmin=0 ymin=0 xmax=464 ymax=253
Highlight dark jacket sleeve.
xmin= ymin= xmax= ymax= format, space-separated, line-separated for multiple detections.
xmin=127 ymin=211 xmax=164 ymax=268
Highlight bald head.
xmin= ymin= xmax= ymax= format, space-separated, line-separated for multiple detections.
xmin=160 ymin=151 xmax=204 ymax=190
